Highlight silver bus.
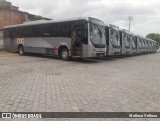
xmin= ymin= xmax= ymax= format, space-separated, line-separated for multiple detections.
xmin=3 ymin=17 xmax=106 ymax=60
xmin=120 ymin=29 xmax=130 ymax=55
xmin=135 ymin=35 xmax=143 ymax=54
xmin=129 ymin=33 xmax=136 ymax=54
xmin=151 ymin=40 xmax=155 ymax=53
xmin=153 ymin=41 xmax=157 ymax=52
xmin=140 ymin=37 xmax=145 ymax=53
xmin=145 ymin=39 xmax=149 ymax=53
xmin=144 ymin=38 xmax=148 ymax=53
xmin=148 ymin=39 xmax=153 ymax=53
xmin=105 ymin=24 xmax=121 ymax=56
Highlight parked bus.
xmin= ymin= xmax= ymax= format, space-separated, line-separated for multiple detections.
xmin=3 ymin=17 xmax=106 ymax=60
xmin=135 ymin=35 xmax=142 ymax=54
xmin=157 ymin=42 xmax=160 ymax=52
xmin=105 ymin=24 xmax=121 ymax=56
xmin=129 ymin=33 xmax=137 ymax=55
xmin=120 ymin=29 xmax=130 ymax=55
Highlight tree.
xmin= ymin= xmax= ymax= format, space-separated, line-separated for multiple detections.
xmin=32 ymin=15 xmax=44 ymax=21
xmin=146 ymin=33 xmax=160 ymax=42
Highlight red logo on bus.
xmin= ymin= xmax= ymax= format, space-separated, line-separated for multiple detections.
xmin=17 ymin=38 xmax=24 ymax=45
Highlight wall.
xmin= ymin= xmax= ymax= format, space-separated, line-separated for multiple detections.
xmin=0 ymin=9 xmax=10 ymax=28
xmin=0 ymin=30 xmax=3 ymax=49
xmin=0 ymin=9 xmax=27 ymax=28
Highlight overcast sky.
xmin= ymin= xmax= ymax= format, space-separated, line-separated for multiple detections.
xmin=8 ymin=0 xmax=160 ymax=36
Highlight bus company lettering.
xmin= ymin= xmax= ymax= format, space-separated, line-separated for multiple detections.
xmin=12 ymin=113 xmax=42 ymax=119
xmin=129 ymin=113 xmax=158 ymax=118
xmin=17 ymin=38 xmax=24 ymax=45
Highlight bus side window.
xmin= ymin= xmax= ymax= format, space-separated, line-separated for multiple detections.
xmin=25 ymin=26 xmax=33 ymax=37
xmin=43 ymin=24 xmax=51 ymax=37
xmin=11 ymin=28 xmax=16 ymax=38
xmin=32 ymin=25 xmax=42 ymax=37
xmin=16 ymin=27 xmax=22 ymax=38
xmin=49 ymin=24 xmax=54 ymax=37
xmin=4 ymin=29 xmax=10 ymax=38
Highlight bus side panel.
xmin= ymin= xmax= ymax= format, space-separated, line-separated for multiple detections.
xmin=24 ymin=38 xmax=44 ymax=53
xmin=23 ymin=37 xmax=71 ymax=55
xmin=82 ymin=44 xmax=88 ymax=58
xmin=3 ymin=38 xmax=11 ymax=51
xmin=4 ymin=38 xmax=17 ymax=52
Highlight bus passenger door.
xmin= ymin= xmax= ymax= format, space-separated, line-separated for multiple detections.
xmin=10 ymin=30 xmax=15 ymax=52
xmin=71 ymin=24 xmax=82 ymax=57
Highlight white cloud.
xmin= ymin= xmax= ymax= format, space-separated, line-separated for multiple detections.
xmin=7 ymin=0 xmax=160 ymax=36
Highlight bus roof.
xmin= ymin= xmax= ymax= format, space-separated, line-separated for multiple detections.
xmin=128 ymin=33 xmax=136 ymax=36
xmin=121 ymin=29 xmax=129 ymax=33
xmin=4 ymin=17 xmax=100 ymax=29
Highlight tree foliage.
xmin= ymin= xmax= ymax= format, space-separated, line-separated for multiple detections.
xmin=32 ymin=15 xmax=44 ymax=21
xmin=146 ymin=33 xmax=160 ymax=42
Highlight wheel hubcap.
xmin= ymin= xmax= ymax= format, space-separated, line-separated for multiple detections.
xmin=62 ymin=51 xmax=67 ymax=58
xmin=19 ymin=48 xmax=23 ymax=54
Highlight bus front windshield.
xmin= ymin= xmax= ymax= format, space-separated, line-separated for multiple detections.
xmin=142 ymin=40 xmax=145 ymax=49
xmin=146 ymin=41 xmax=148 ymax=49
xmin=137 ymin=38 xmax=142 ymax=48
xmin=130 ymin=35 xmax=136 ymax=49
xmin=123 ymin=32 xmax=130 ymax=48
xmin=110 ymin=28 xmax=120 ymax=47
xmin=89 ymin=23 xmax=106 ymax=48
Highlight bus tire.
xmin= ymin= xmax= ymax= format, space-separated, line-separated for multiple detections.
xmin=60 ymin=48 xmax=69 ymax=61
xmin=18 ymin=45 xmax=25 ymax=55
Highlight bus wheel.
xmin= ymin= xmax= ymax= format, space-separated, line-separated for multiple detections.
xmin=18 ymin=45 xmax=25 ymax=55
xmin=60 ymin=48 xmax=69 ymax=61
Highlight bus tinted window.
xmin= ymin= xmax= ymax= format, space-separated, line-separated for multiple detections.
xmin=16 ymin=26 xmax=33 ymax=38
xmin=44 ymin=22 xmax=70 ymax=37
xmin=32 ymin=25 xmax=42 ymax=37
xmin=4 ymin=29 xmax=10 ymax=38
xmin=42 ymin=24 xmax=51 ymax=37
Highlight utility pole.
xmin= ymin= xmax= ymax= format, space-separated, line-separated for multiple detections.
xmin=128 ymin=16 xmax=133 ymax=32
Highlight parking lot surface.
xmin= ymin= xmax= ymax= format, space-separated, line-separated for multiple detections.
xmin=0 ymin=52 xmax=160 ymax=121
